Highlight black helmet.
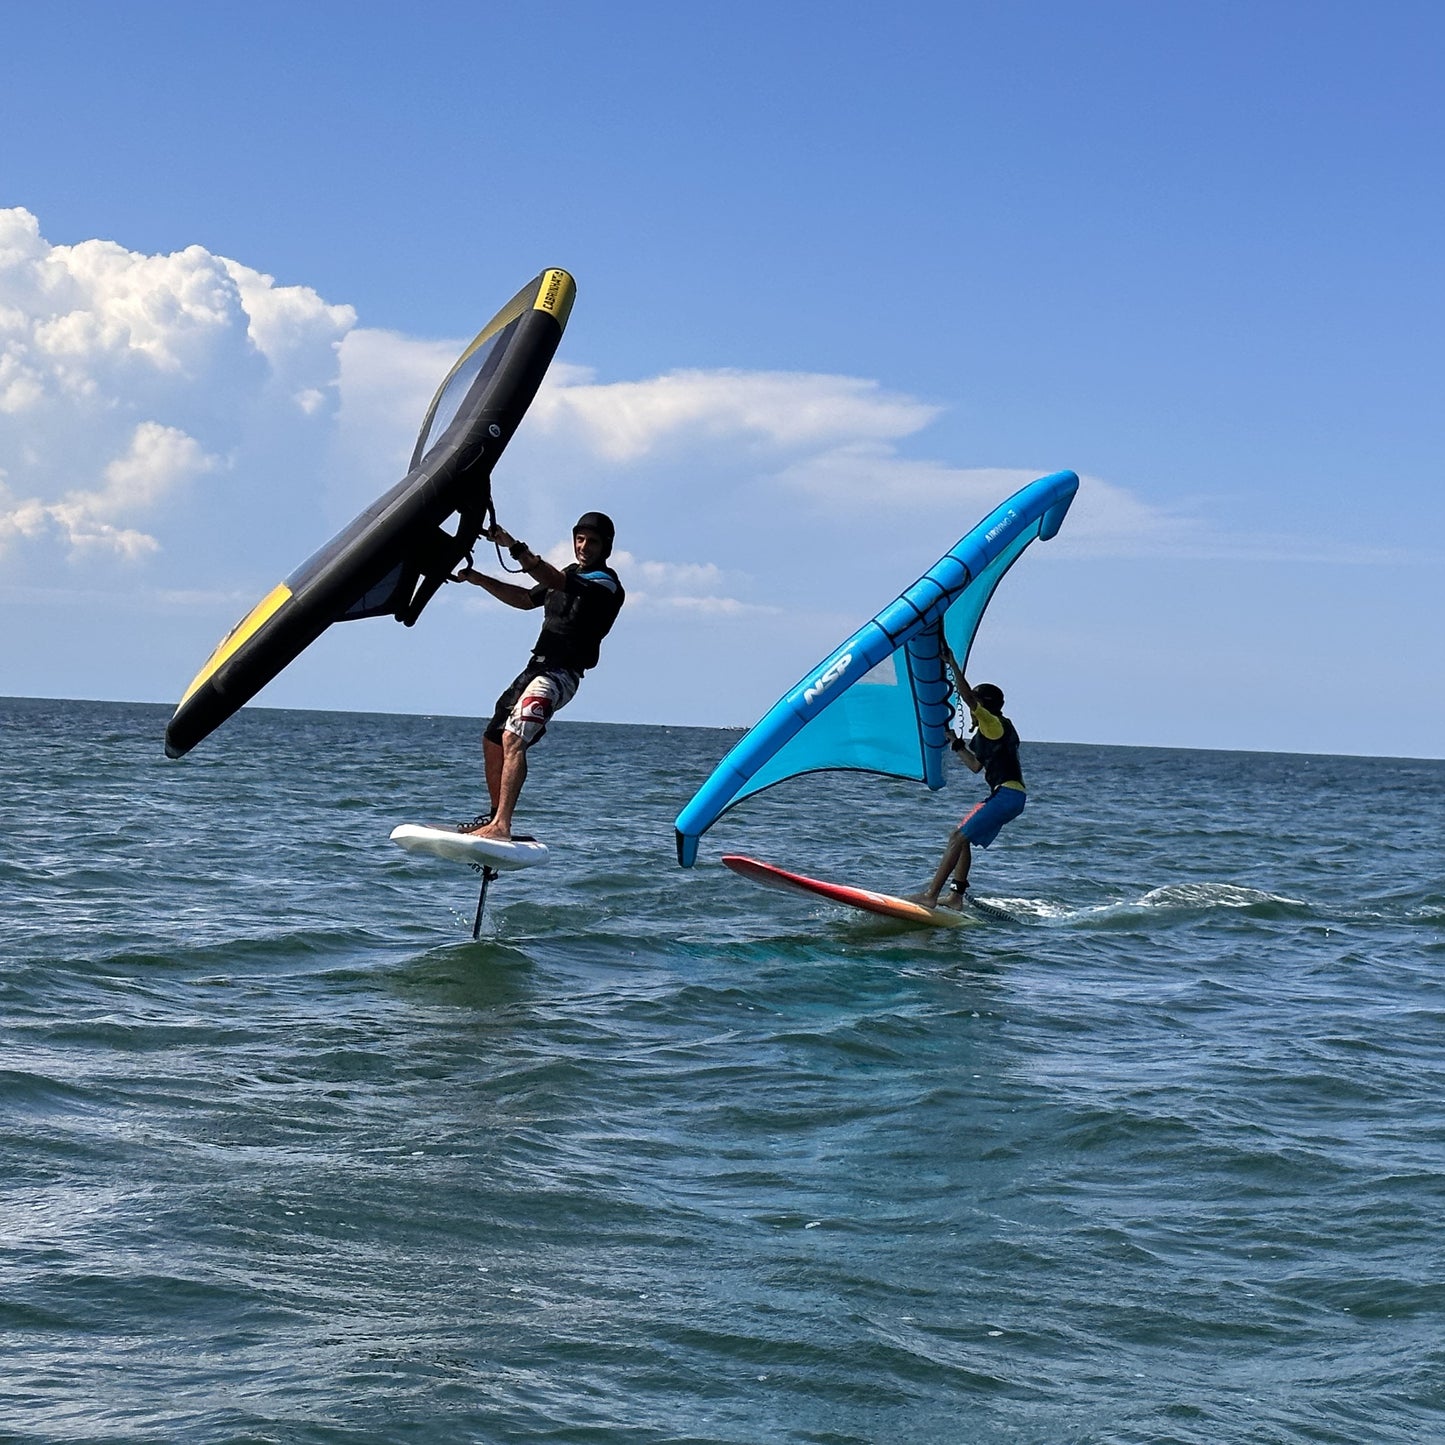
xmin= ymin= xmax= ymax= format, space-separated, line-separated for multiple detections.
xmin=974 ymin=683 xmax=1004 ymax=712
xmin=573 ymin=511 xmax=615 ymax=556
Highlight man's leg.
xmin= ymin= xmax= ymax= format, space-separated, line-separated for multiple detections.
xmin=468 ymin=669 xmax=575 ymax=841
xmin=483 ymin=735 xmax=504 ymax=815
xmin=469 ymin=668 xmax=526 ymax=830
xmin=925 ymin=790 xmax=1024 ymax=903
xmin=917 ymin=829 xmax=967 ymax=906
xmin=941 ymin=837 xmax=972 ymax=908
xmin=475 ymin=731 xmax=528 ymax=840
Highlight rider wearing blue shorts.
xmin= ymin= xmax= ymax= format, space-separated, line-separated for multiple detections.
xmin=916 ymin=636 xmax=1027 ymax=909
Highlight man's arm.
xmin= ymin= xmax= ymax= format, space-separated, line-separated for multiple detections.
xmin=486 ymin=523 xmax=568 ymax=592
xmin=938 ymin=629 xmax=1002 ymax=741
xmin=938 ymin=634 xmax=981 ymax=709
xmin=940 ymin=634 xmax=984 ymax=768
xmin=951 ymin=735 xmax=984 ymax=772
xmin=450 ymin=566 xmax=541 ymax=609
xmin=450 ymin=521 xmax=568 ymax=606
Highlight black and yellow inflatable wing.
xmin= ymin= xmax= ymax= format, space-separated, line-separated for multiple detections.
xmin=165 ymin=267 xmax=575 ymax=759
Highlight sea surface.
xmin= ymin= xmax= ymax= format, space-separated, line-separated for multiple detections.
xmin=2 ymin=696 xmax=1443 ymax=1444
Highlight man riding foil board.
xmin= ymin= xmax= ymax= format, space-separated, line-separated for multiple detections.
xmin=450 ymin=511 xmax=624 ymax=841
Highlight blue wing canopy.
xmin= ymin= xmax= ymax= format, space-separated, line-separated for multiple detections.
xmin=674 ymin=471 xmax=1078 ymax=866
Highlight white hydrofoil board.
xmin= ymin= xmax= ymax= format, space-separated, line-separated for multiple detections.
xmin=390 ymin=824 xmax=549 ymax=872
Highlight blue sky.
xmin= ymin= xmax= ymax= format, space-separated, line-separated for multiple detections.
xmin=2 ymin=1 xmax=1441 ymax=756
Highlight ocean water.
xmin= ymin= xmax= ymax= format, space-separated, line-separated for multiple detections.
xmin=2 ymin=695 xmax=1443 ymax=1445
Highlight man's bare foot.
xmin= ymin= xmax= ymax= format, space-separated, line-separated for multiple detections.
xmin=938 ymin=892 xmax=966 ymax=912
xmin=462 ymin=817 xmax=512 ymax=841
xmin=905 ymin=890 xmax=939 ymax=907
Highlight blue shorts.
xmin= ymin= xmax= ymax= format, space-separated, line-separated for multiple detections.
xmin=958 ymin=786 xmax=1026 ymax=849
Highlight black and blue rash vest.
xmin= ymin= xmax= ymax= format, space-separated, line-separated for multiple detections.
xmin=528 ymin=563 xmax=624 ymax=673
xmin=968 ymin=714 xmax=1025 ymax=792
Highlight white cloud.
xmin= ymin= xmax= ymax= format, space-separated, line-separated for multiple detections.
xmin=778 ymin=446 xmax=1025 ymax=508
xmin=650 ymin=593 xmax=776 ymax=616
xmin=1 ymin=203 xmax=1327 ymax=599
xmin=326 ymin=327 xmax=460 ymax=515
xmin=619 ymin=555 xmax=730 ymax=592
xmin=529 ymin=364 xmax=939 ymax=462
xmin=1 ymin=420 xmax=215 ymax=559
xmin=220 ymin=257 xmax=354 ymax=379
xmin=769 ymin=447 xmax=1200 ymax=555
xmin=188 ymin=293 xmax=1207 ymax=583
xmin=514 ymin=364 xmax=1206 ymax=560
xmin=54 ymin=422 xmax=215 ymax=557
xmin=606 ymin=548 xmax=779 ymax=616
xmin=4 ymin=212 xmax=1433 ymax=753
xmin=485 ymin=537 xmax=775 ymax=617
xmin=0 ymin=206 xmax=353 ymax=568
xmin=94 ymin=421 xmax=215 ymax=515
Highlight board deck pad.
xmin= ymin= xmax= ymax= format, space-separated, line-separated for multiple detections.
xmin=721 ymin=854 xmax=971 ymax=928
xmin=390 ymin=823 xmax=549 ymax=872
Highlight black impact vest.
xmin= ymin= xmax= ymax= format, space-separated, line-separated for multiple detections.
xmin=529 ymin=563 xmax=624 ymax=674
xmin=969 ymin=714 xmax=1024 ymax=792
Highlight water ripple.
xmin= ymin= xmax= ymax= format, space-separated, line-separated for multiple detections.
xmin=1 ymin=701 xmax=1442 ymax=1442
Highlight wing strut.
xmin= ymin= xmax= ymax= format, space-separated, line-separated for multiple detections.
xmin=394 ymin=498 xmax=493 ymax=626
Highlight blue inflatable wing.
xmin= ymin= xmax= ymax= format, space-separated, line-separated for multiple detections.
xmin=673 ymin=470 xmax=1079 ymax=866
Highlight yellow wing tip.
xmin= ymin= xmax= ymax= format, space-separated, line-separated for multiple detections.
xmin=534 ymin=268 xmax=576 ymax=328
xmin=177 ymin=582 xmax=293 ymax=706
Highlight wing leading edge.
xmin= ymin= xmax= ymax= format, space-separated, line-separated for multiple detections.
xmin=165 ymin=268 xmax=575 ymax=759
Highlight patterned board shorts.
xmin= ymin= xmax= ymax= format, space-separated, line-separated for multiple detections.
xmin=958 ymin=786 xmax=1027 ymax=849
xmin=484 ymin=663 xmax=580 ymax=747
